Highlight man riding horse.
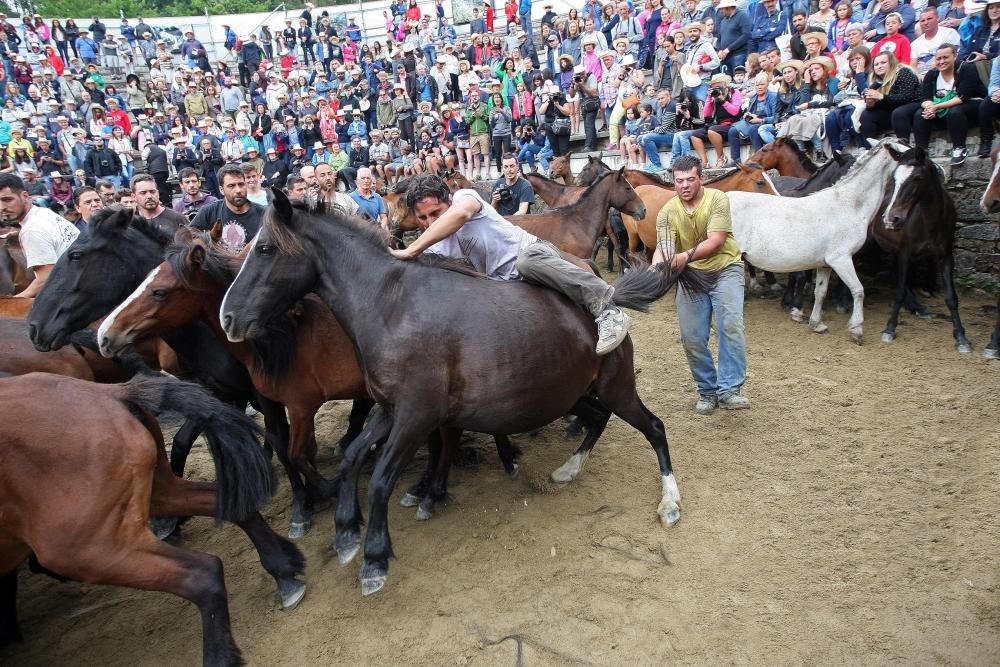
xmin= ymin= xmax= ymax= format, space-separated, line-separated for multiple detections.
xmin=389 ymin=173 xmax=632 ymax=355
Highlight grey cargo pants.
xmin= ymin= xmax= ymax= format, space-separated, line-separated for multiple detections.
xmin=515 ymin=240 xmax=614 ymax=317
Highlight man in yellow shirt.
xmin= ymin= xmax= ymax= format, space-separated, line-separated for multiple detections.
xmin=652 ymin=155 xmax=750 ymax=415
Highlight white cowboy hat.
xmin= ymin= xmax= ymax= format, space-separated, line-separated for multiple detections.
xmin=717 ymin=0 xmax=738 ymax=7
xmin=680 ymin=63 xmax=703 ymax=88
xmin=619 ymin=54 xmax=637 ymax=67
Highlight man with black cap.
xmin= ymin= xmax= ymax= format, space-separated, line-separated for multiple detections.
xmin=84 ymin=135 xmax=123 ymax=190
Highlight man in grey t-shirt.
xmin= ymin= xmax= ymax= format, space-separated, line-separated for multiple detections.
xmin=389 ymin=174 xmax=631 ymax=355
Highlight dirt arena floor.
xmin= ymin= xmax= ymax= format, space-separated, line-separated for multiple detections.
xmin=6 ymin=276 xmax=1000 ymax=666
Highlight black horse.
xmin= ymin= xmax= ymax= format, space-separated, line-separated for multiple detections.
xmin=876 ymin=146 xmax=971 ymax=353
xmin=219 ymin=192 xmax=710 ymax=597
xmin=25 ymin=207 xmax=331 ymax=543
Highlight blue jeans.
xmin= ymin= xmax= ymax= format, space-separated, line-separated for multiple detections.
xmin=676 ymin=263 xmax=747 ymax=398
xmin=517 ymin=143 xmax=542 ymax=167
xmin=520 ymin=11 xmax=532 ymax=35
xmin=727 ymin=120 xmax=754 ymax=161
xmin=671 ymin=130 xmax=694 ymax=160
xmin=641 ymin=131 xmax=674 ymax=168
xmin=687 ymin=82 xmax=708 ymax=103
xmin=756 ymin=123 xmax=778 ymax=145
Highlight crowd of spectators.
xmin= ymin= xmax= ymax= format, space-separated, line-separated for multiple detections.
xmin=1 ymin=0 xmax=999 ymax=230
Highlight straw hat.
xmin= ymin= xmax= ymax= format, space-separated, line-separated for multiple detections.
xmin=805 ymin=56 xmax=836 ymax=75
xmin=619 ymin=54 xmax=637 ymax=67
xmin=558 ymin=53 xmax=574 ymax=67
xmin=803 ymin=32 xmax=828 ymax=50
xmin=709 ymin=73 xmax=732 ymax=87
xmin=613 ymin=35 xmax=630 ymax=49
xmin=581 ymin=34 xmax=598 ymax=48
xmin=600 ymin=48 xmax=616 ymax=59
xmin=717 ymin=0 xmax=738 ymax=7
xmin=684 ymin=22 xmax=707 ymax=36
xmin=778 ymin=59 xmax=805 ymax=74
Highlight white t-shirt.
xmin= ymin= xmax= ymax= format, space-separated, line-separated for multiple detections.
xmin=19 ymin=204 xmax=79 ymax=268
xmin=426 ymin=189 xmax=538 ymax=281
xmin=911 ymin=27 xmax=961 ymax=78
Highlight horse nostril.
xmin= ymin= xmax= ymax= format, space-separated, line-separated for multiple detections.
xmin=222 ymin=314 xmax=233 ymax=331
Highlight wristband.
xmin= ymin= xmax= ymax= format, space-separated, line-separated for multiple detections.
xmin=687 ymin=249 xmax=695 ymax=263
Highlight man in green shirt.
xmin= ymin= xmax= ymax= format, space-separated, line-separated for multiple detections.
xmin=652 ymin=155 xmax=750 ymax=415
xmin=464 ymin=90 xmax=490 ymax=181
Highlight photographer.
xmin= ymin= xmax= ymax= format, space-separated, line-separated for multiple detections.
xmin=491 ymin=152 xmax=534 ymax=216
xmin=539 ymin=81 xmax=573 ymax=156
xmin=688 ymin=74 xmax=742 ymax=169
xmin=607 ymin=54 xmax=644 ymax=149
xmin=575 ymin=63 xmax=602 ymax=152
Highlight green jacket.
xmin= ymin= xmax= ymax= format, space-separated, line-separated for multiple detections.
xmin=464 ymin=102 xmax=489 ymax=136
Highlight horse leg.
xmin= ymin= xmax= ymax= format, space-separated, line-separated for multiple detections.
xmin=416 ymin=427 xmax=457 ymax=521
xmin=400 ymin=429 xmax=441 ymax=508
xmin=827 ymin=255 xmax=866 ymax=344
xmin=552 ymin=395 xmax=611 ymax=483
xmin=881 ymin=254 xmax=909 ymax=344
xmin=985 ymin=296 xmax=1000 ymax=360
xmin=807 ymin=267 xmax=832 ymax=333
xmin=493 ymin=434 xmax=520 ymax=479
xmin=334 ymin=407 xmax=393 ymax=566
xmin=149 ymin=451 xmax=307 ymax=610
xmin=593 ymin=343 xmax=680 ymax=527
xmin=360 ymin=414 xmax=441 ymax=596
xmin=941 ymin=253 xmax=972 ymax=353
xmin=332 ymin=398 xmax=376 ymax=456
xmin=281 ymin=406 xmax=318 ymax=540
xmin=903 ymin=287 xmax=931 ymax=319
xmin=0 ymin=570 xmax=20 ymax=647
xmin=168 ymin=417 xmax=201 ymax=478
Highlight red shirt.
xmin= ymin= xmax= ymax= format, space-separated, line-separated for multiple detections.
xmin=873 ymin=34 xmax=911 ymax=67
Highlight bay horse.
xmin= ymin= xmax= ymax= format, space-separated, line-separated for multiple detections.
xmin=548 ymin=155 xmax=571 ymax=183
xmin=728 ymin=140 xmax=905 ymax=342
xmin=0 ymin=297 xmax=32 ymax=319
xmin=524 ymin=173 xmax=587 ymax=208
xmin=979 ymin=142 xmax=1000 ymax=359
xmin=0 ymin=317 xmax=95 ymax=380
xmin=748 ymin=137 xmax=818 ymax=179
xmin=25 ymin=207 xmax=306 ymax=535
xmin=574 ymin=154 xmax=674 ymax=189
xmin=623 ymin=163 xmax=781 ymax=259
xmin=219 ymin=191 xmax=711 ymax=596
xmin=0 ymin=373 xmax=306 ymax=664
xmin=877 ymin=147 xmax=971 ymax=352
xmin=0 ymin=233 xmax=32 ymax=295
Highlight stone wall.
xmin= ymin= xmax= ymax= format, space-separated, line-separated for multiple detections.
xmin=944 ymin=158 xmax=1000 ymax=294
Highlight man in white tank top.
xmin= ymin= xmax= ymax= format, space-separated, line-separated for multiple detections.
xmin=389 ymin=174 xmax=630 ymax=355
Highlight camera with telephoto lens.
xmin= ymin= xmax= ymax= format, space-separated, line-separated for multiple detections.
xmin=709 ymin=87 xmax=722 ymax=98
xmin=574 ymin=73 xmax=583 ymax=83
xmin=743 ymin=112 xmax=754 ymax=122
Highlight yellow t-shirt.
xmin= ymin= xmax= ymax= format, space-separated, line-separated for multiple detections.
xmin=655 ymin=187 xmax=742 ymax=272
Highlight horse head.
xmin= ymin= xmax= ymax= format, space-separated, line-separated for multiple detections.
xmin=611 ymin=167 xmax=647 ymax=220
xmin=29 ymin=206 xmax=168 ymax=351
xmin=221 ymin=188 xmax=318 ymax=343
xmin=882 ymin=144 xmax=928 ymax=231
xmin=737 ymin=161 xmax=780 ymax=195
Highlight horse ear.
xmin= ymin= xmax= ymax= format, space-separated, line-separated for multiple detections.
xmin=737 ymin=161 xmax=751 ymax=173
xmin=187 ymin=243 xmax=206 ymax=270
xmin=270 ymin=187 xmax=294 ymax=226
xmin=174 ymin=226 xmax=194 ymax=245
xmin=912 ymin=146 xmax=928 ymax=163
xmin=209 ymin=221 xmax=223 ymax=244
xmin=91 ymin=205 xmax=134 ymax=237
xmin=885 ymin=143 xmax=905 ymax=161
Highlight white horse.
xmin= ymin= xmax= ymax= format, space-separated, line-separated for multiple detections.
xmin=728 ymin=140 xmax=905 ymax=343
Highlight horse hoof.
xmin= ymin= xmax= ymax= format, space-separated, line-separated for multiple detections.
xmin=415 ymin=504 xmax=434 ymax=521
xmin=287 ymin=521 xmax=311 ymax=540
xmin=149 ymin=516 xmax=179 ymax=541
xmin=956 ymin=341 xmax=973 ymax=354
xmin=508 ymin=463 xmax=520 ymax=480
xmin=360 ymin=562 xmax=388 ymax=597
xmin=915 ymin=311 xmax=932 ymax=321
xmin=880 ymin=332 xmax=895 ymax=344
xmin=789 ymin=309 xmax=804 ymax=323
xmin=657 ymin=500 xmax=681 ymax=528
xmin=851 ymin=332 xmax=864 ymax=345
xmin=277 ymin=578 xmax=307 ymax=610
xmin=399 ymin=492 xmax=421 ymax=507
xmin=334 ymin=531 xmax=361 ymax=566
xmin=984 ymin=347 xmax=999 ymax=360
xmin=809 ymin=322 xmax=829 ymax=334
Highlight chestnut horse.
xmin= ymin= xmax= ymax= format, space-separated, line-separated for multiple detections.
xmin=574 ymin=154 xmax=675 ymax=190
xmin=525 ymin=173 xmax=587 ymax=208
xmin=220 ymin=191 xmax=712 ymax=596
xmin=623 ymin=163 xmax=781 ymax=258
xmin=748 ymin=137 xmax=819 ymax=179
xmin=0 ymin=233 xmax=33 ymax=295
xmin=0 ymin=373 xmax=306 ymax=663
xmin=979 ymin=143 xmax=1000 ymax=359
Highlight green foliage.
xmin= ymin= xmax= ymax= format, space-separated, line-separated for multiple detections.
xmin=31 ymin=0 xmax=309 ymax=19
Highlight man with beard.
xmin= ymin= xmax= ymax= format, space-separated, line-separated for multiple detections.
xmin=0 ymin=173 xmax=79 ymax=298
xmin=191 ymin=164 xmax=266 ymax=251
xmin=172 ymin=168 xmax=218 ymax=221
xmin=131 ymin=174 xmax=186 ymax=234
xmin=315 ymin=162 xmax=360 ymax=213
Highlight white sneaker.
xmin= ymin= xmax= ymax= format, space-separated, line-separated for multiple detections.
xmin=719 ymin=392 xmax=751 ymax=410
xmin=595 ymin=306 xmax=630 ymax=355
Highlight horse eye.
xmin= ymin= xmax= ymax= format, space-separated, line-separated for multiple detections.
xmin=152 ymin=289 xmax=169 ymax=299
xmin=68 ymin=251 xmax=83 ymax=262
xmin=257 ymin=244 xmax=274 ymax=256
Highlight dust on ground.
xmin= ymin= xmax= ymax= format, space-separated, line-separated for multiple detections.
xmin=6 ymin=280 xmax=1000 ymax=666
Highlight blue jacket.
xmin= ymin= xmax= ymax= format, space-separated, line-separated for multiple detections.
xmin=865 ymin=4 xmax=916 ymax=41
xmin=748 ymin=3 xmax=785 ymax=52
xmin=520 ymin=0 xmax=532 ymax=15
xmin=715 ymin=9 xmax=752 ymax=56
xmin=75 ymin=36 xmax=98 ymax=59
xmin=745 ymin=90 xmax=777 ymax=124
xmin=989 ymin=56 xmax=1000 ymax=97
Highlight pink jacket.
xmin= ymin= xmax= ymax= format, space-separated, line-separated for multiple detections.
xmin=702 ymin=89 xmax=743 ymax=125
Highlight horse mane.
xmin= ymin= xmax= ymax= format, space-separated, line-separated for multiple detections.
xmin=83 ymin=207 xmax=174 ymax=249
xmin=164 ymin=236 xmax=299 ymax=380
xmin=554 ymin=170 xmax=618 ymax=213
xmin=274 ymin=197 xmax=486 ymax=279
xmin=792 ymin=152 xmax=857 ymax=191
xmin=775 ymin=138 xmax=818 ymax=174
xmin=633 ymin=169 xmax=671 ymax=187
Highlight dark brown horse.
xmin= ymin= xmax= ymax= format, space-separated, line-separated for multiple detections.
xmin=98 ymin=228 xmax=519 ymax=530
xmin=219 ymin=191 xmax=711 ymax=596
xmin=877 ymin=147 xmax=971 ymax=352
xmin=0 ymin=373 xmax=306 ymax=664
xmin=749 ymin=137 xmax=819 ymax=179
xmin=574 ymin=155 xmax=674 ymax=189
xmin=524 ymin=173 xmax=587 ymax=208
xmin=979 ymin=143 xmax=1000 ymax=359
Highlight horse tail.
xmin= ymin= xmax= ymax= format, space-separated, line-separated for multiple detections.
xmin=117 ymin=374 xmax=274 ymax=523
xmin=610 ymin=260 xmax=718 ymax=313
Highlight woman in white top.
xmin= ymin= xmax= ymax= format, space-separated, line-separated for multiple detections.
xmin=108 ymin=125 xmax=135 ymax=181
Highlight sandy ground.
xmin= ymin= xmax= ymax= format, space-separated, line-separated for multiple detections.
xmin=5 ymin=273 xmax=1000 ymax=666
